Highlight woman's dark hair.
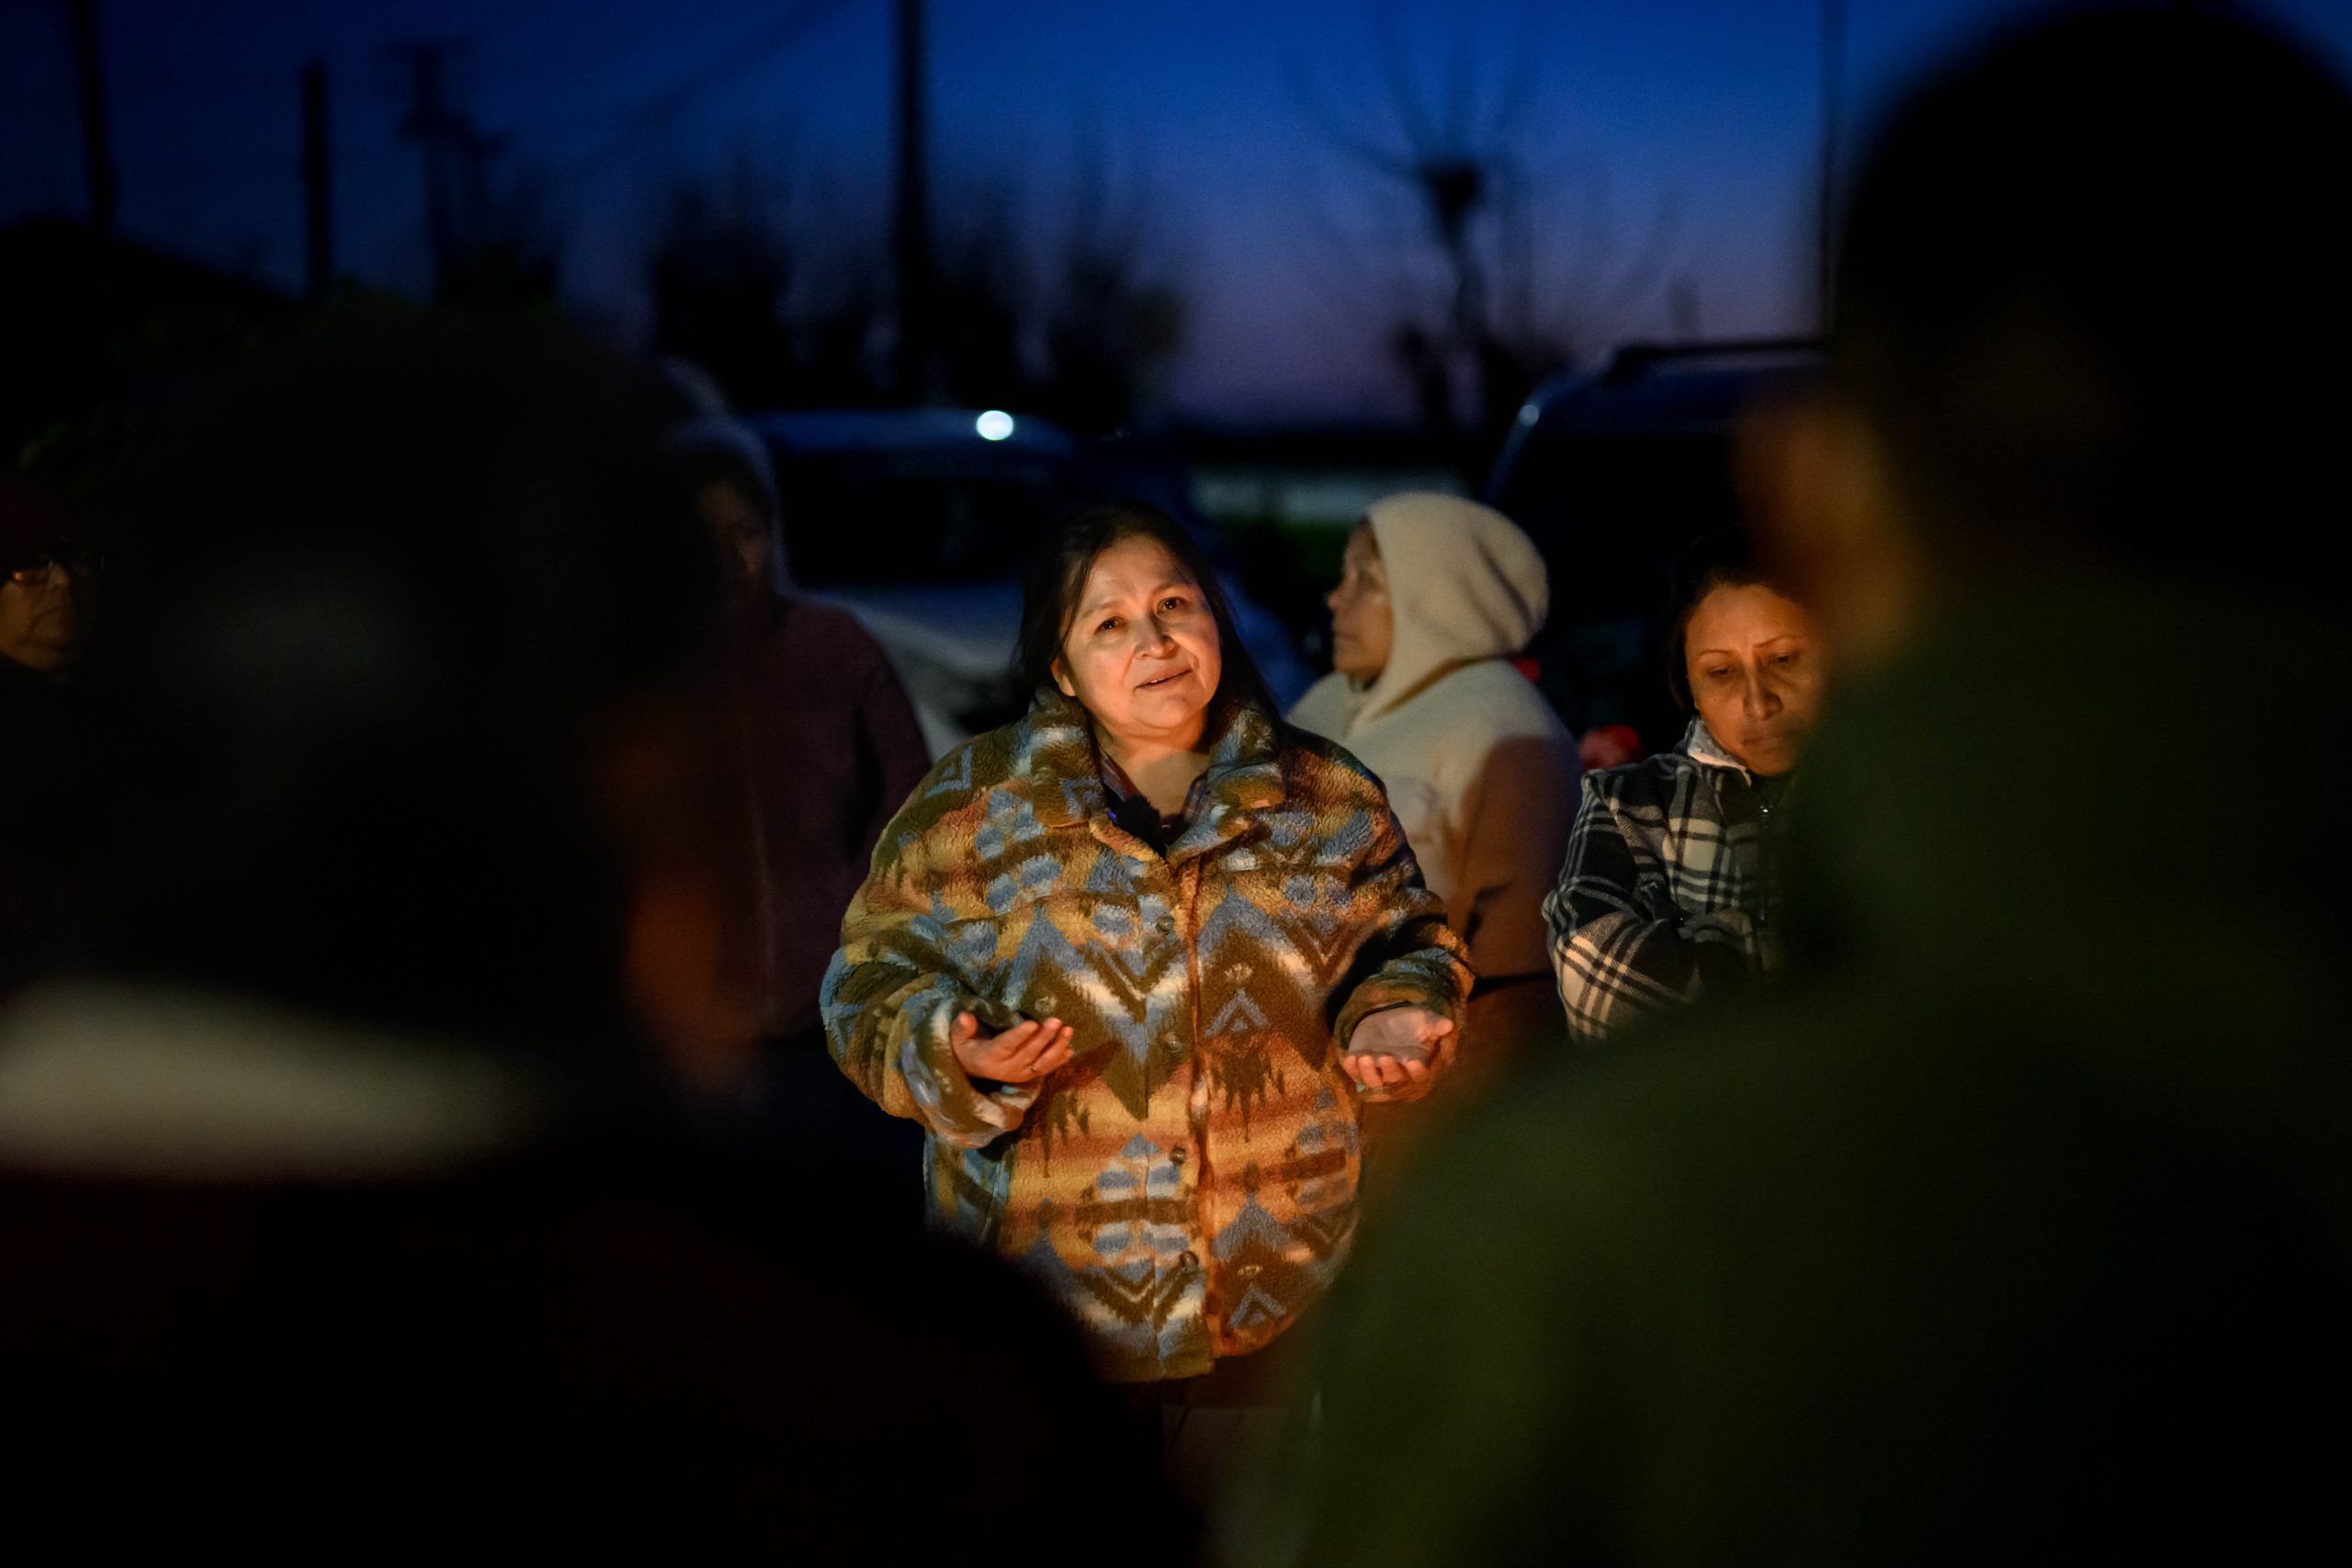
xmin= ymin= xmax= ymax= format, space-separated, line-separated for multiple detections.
xmin=1663 ymin=528 xmax=1801 ymax=710
xmin=1015 ymin=502 xmax=1272 ymax=713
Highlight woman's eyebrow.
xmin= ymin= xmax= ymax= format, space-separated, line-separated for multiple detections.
xmin=1077 ymin=574 xmax=1196 ymax=618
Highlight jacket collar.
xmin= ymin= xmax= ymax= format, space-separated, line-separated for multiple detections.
xmin=1023 ymin=687 xmax=1285 ymax=860
xmin=1680 ymin=715 xmax=1749 ymax=775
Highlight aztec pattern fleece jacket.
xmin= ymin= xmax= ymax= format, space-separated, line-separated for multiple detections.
xmin=1543 ymin=716 xmax=1784 ymax=1042
xmin=822 ymin=689 xmax=1470 ymax=1382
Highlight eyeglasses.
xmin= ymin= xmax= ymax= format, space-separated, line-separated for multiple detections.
xmin=6 ymin=549 xmax=97 ymax=587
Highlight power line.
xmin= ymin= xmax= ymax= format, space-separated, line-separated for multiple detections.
xmin=560 ymin=0 xmax=864 ymax=177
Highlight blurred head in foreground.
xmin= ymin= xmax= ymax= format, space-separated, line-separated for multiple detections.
xmin=78 ymin=318 xmax=728 ymax=1075
xmin=1752 ymin=4 xmax=2352 ymax=659
xmin=0 ymin=326 xmax=1189 ymax=1560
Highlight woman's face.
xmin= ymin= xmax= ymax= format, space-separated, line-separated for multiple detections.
xmin=1054 ymin=536 xmax=1223 ymax=749
xmin=1683 ymin=582 xmax=1825 ymax=777
xmin=695 ymin=479 xmax=773 ymax=593
xmin=1327 ymin=523 xmax=1392 ymax=683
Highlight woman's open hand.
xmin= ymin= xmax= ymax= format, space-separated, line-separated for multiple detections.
xmin=1341 ymin=1007 xmax=1456 ymax=1103
xmin=949 ymin=1011 xmax=1076 ymax=1085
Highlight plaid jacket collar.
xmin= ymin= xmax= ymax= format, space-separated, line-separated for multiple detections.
xmin=1680 ymin=716 xmax=1749 ymax=777
xmin=1021 ymin=688 xmax=1286 ymax=862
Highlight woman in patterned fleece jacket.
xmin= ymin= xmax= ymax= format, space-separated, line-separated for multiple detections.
xmin=823 ymin=506 xmax=1469 ymax=1383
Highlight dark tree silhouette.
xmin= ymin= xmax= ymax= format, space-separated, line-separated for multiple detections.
xmin=642 ymin=146 xmax=1182 ymax=431
xmin=932 ymin=182 xmax=1031 ymax=410
xmin=646 ymin=164 xmax=799 ymax=408
xmin=1035 ymin=153 xmax=1186 ymax=434
xmin=1295 ymin=14 xmax=1676 ymax=474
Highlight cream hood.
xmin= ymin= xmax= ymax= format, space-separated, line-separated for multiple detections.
xmin=1351 ymin=492 xmax=1550 ymax=728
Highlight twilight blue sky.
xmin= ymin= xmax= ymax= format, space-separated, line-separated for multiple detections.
xmin=7 ymin=1 xmax=2352 ymax=419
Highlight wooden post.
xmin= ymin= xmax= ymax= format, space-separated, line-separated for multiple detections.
xmin=301 ymin=57 xmax=334 ymax=301
xmin=894 ymin=0 xmax=934 ymax=400
xmin=1816 ymin=0 xmax=1847 ymax=333
xmin=71 ymin=0 xmax=119 ymax=234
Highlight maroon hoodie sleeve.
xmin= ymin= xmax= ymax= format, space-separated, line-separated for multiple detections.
xmin=849 ymin=627 xmax=932 ymax=868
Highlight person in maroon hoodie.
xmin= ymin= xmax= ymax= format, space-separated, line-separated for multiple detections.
xmin=666 ymin=420 xmax=933 ymax=1203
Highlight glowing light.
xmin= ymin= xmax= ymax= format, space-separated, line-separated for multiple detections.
xmin=976 ymin=410 xmax=1016 ymax=442
xmin=1517 ymin=402 xmax=1542 ymax=427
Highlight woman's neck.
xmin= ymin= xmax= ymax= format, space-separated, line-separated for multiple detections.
xmin=1099 ymin=726 xmax=1212 ymax=817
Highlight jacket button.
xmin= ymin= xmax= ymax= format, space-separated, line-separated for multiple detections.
xmin=1179 ymin=1250 xmax=1200 ymax=1269
xmin=1169 ymin=1145 xmax=1187 ymax=1166
xmin=1156 ymin=915 xmax=1177 ymax=936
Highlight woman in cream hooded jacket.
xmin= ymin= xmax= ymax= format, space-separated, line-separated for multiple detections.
xmin=1288 ymin=493 xmax=1581 ymax=1067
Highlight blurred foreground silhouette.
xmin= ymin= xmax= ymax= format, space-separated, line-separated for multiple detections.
xmin=1289 ymin=9 xmax=2352 ymax=1564
xmin=0 ymin=320 xmax=1181 ymax=1555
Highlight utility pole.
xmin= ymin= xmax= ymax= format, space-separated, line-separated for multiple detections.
xmin=1816 ymin=0 xmax=1847 ymax=334
xmin=894 ymin=0 xmax=934 ymax=401
xmin=70 ymin=0 xmax=119 ymax=234
xmin=301 ymin=57 xmax=334 ymax=301
xmin=384 ymin=39 xmax=494 ymax=292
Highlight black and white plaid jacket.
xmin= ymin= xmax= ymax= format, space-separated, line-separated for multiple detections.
xmin=1543 ymin=716 xmax=1781 ymax=1041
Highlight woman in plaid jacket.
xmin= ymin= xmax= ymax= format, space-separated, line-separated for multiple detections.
xmin=1544 ymin=533 xmax=1826 ymax=1041
xmin=822 ymin=506 xmax=1470 ymax=1383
